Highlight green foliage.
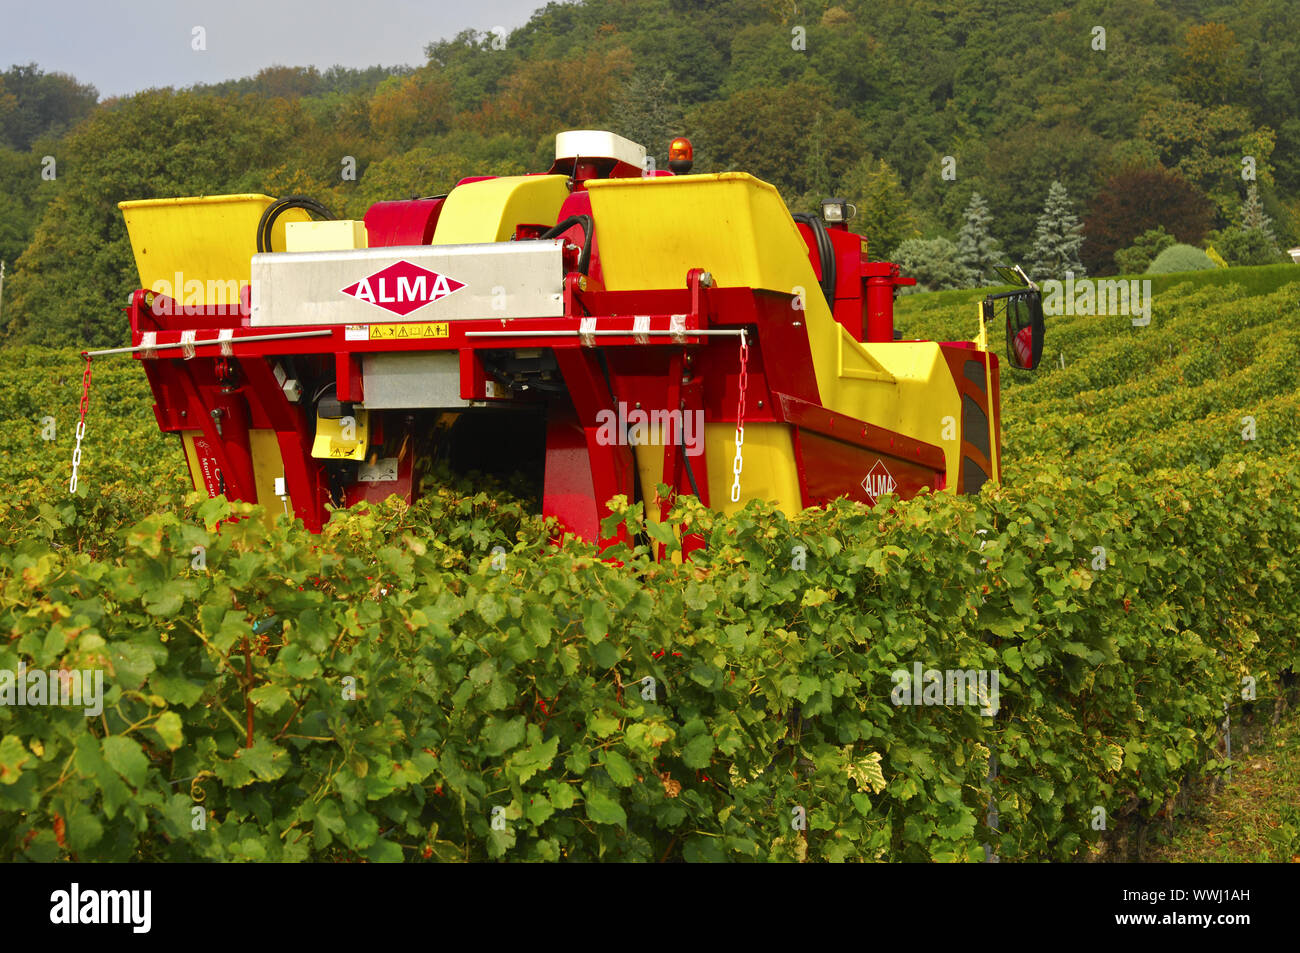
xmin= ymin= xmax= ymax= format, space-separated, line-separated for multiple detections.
xmin=6 ymin=272 xmax=1299 ymax=862
xmin=197 ymin=65 xmax=412 ymax=101
xmin=1146 ymin=243 xmax=1217 ymax=274
xmin=1137 ymin=101 xmax=1274 ymax=219
xmin=0 ymin=147 xmax=53 ymax=268
xmin=840 ymin=157 xmax=919 ymax=261
xmin=955 ymin=192 xmax=1002 ymax=285
xmin=2 ymin=424 xmax=1297 ymax=862
xmin=893 ymin=238 xmax=972 ymax=292
xmin=0 ymin=64 xmax=98 ymax=152
xmin=0 ymin=348 xmax=188 ymax=552
xmin=1114 ymin=227 xmax=1176 ymax=276
xmin=1214 ymin=228 xmax=1287 ymax=267
xmin=1082 ymin=165 xmax=1216 ymax=275
xmin=685 ymin=82 xmax=860 ymax=199
xmin=4 ymin=0 xmax=1300 ymax=335
xmin=1027 ymin=182 xmax=1085 ymax=281
xmin=609 ymin=70 xmax=686 ymax=172
xmin=1174 ymin=23 xmax=1246 ymax=107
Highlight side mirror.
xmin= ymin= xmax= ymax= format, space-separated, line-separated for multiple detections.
xmin=988 ymin=289 xmax=1044 ymax=371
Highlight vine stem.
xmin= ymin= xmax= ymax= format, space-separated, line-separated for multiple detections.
xmin=273 ymin=696 xmax=307 ymax=741
xmin=243 ymin=638 xmax=254 ymax=748
xmin=39 ymin=752 xmax=77 ymax=796
xmin=657 ymin=833 xmax=680 ymax=863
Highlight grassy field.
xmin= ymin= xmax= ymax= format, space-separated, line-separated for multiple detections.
xmin=1152 ymin=709 xmax=1300 ymax=862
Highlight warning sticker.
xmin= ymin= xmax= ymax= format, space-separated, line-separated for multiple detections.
xmin=369 ymin=323 xmax=450 ymax=340
xmin=344 ymin=325 xmax=368 ymax=341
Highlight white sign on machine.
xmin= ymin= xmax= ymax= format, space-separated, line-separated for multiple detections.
xmin=249 ymin=241 xmax=566 ymax=326
xmin=339 ymin=259 xmax=465 ymax=316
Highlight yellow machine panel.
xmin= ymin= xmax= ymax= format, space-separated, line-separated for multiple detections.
xmin=285 ymin=219 xmax=367 ymax=252
xmin=118 ymin=194 xmax=309 ymax=306
xmin=181 ymin=429 xmax=288 ymax=527
xmin=432 ymin=175 xmax=571 ymax=245
xmin=586 ymin=173 xmax=816 ymax=295
xmin=587 ymin=172 xmax=970 ymax=498
xmin=248 ymin=429 xmax=287 ymax=527
xmin=180 ymin=431 xmax=208 ymax=495
xmin=311 ymin=410 xmax=370 ymax=461
xmin=836 ymin=340 xmax=965 ymax=491
xmin=702 ymin=422 xmax=803 ymax=517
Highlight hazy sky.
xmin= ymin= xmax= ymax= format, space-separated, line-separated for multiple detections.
xmin=0 ymin=0 xmax=550 ymax=98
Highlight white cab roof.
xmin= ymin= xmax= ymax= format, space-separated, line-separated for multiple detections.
xmin=555 ymin=130 xmax=646 ymax=168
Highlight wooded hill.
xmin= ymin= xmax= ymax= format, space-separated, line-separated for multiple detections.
xmin=1 ymin=0 xmax=1296 ymax=347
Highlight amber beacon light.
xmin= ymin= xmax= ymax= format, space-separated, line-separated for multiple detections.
xmin=668 ymin=137 xmax=694 ymax=174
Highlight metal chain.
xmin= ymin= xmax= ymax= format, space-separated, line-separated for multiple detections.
xmin=69 ymin=354 xmax=92 ymax=494
xmin=730 ymin=330 xmax=748 ymax=503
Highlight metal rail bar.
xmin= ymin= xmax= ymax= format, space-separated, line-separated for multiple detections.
xmin=84 ymin=329 xmax=333 ymax=357
xmin=463 ymin=329 xmax=746 ymax=338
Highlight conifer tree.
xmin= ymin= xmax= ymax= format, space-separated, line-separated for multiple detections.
xmin=1240 ymin=183 xmax=1278 ymax=247
xmin=1217 ymin=183 xmax=1285 ymax=265
xmin=955 ymin=192 xmax=1003 ymax=286
xmin=1028 ymin=181 xmax=1086 ymax=279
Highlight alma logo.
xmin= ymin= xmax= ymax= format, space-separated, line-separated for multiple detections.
xmin=341 ymin=260 xmax=465 ymax=316
xmin=50 ymin=883 xmax=151 ymax=933
xmin=860 ymin=459 xmax=897 ymax=504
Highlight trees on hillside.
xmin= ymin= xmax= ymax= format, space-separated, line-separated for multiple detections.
xmin=367 ymin=70 xmax=454 ymax=150
xmin=893 ymin=238 xmax=971 ymax=291
xmin=1174 ymin=23 xmax=1245 ymax=106
xmin=4 ymin=91 xmax=316 ymax=348
xmin=5 ymin=0 xmax=1300 ymax=345
xmin=0 ymin=64 xmax=98 ymax=151
xmin=1028 ymin=182 xmax=1086 ymax=280
xmin=0 ymin=149 xmax=51 ymax=270
xmin=840 ymin=157 xmax=918 ymax=261
xmin=1136 ymin=100 xmax=1275 ymax=219
xmin=1215 ymin=184 xmax=1286 ymax=266
xmin=975 ymin=120 xmax=1107 ymax=264
xmin=1082 ymin=165 xmax=1215 ymax=275
xmin=610 ymin=70 xmax=686 ymax=171
xmin=955 ymin=192 xmax=1003 ymax=284
xmin=686 ymin=82 xmax=860 ymax=198
xmin=472 ymin=48 xmax=632 ymax=140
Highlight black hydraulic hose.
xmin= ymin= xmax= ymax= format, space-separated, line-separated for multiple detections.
xmin=680 ymin=423 xmax=702 ymax=500
xmin=792 ymin=212 xmax=836 ymax=306
xmin=256 ymin=195 xmax=336 ymax=253
xmin=541 ymin=214 xmax=593 ymax=275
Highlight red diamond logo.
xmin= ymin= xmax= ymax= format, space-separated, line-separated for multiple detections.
xmin=860 ymin=459 xmax=897 ymax=505
xmin=341 ymin=260 xmax=465 ymax=316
